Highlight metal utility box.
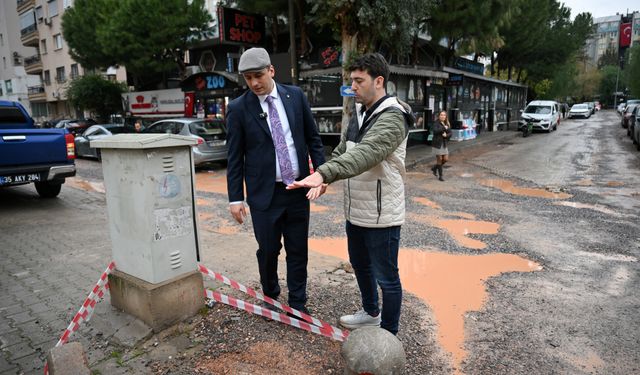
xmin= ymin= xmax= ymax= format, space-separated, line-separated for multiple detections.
xmin=92 ymin=134 xmax=200 ymax=284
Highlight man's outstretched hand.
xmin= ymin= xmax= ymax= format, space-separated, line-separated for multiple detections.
xmin=287 ymin=172 xmax=327 ymax=200
xmin=287 ymin=171 xmax=324 ymax=189
xmin=306 ymin=184 xmax=327 ymax=200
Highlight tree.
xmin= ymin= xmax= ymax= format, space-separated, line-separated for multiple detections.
xmin=65 ymin=75 xmax=127 ymax=122
xmin=574 ymin=66 xmax=600 ymax=102
xmin=598 ymin=46 xmax=619 ymax=69
xmin=62 ymin=0 xmax=212 ymax=88
xmin=309 ymin=0 xmax=429 ymax=127
xmin=533 ymin=79 xmax=552 ymax=99
xmin=60 ymin=0 xmax=116 ymax=69
xmin=598 ymin=65 xmax=619 ymax=106
xmin=547 ymin=60 xmax=579 ymax=101
xmin=426 ymin=0 xmax=514 ymax=66
xmin=496 ymin=1 xmax=592 ymax=85
xmin=627 ymin=45 xmax=640 ymax=97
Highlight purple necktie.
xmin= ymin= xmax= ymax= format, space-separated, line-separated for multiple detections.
xmin=265 ymin=95 xmax=295 ymax=185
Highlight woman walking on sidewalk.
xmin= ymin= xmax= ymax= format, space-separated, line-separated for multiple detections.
xmin=430 ymin=111 xmax=451 ymax=181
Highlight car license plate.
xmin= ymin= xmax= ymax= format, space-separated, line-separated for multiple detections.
xmin=207 ymin=140 xmax=225 ymax=147
xmin=0 ymin=173 xmax=41 ymax=186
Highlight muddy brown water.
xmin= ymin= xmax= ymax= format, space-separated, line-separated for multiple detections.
xmin=308 ymin=237 xmax=540 ymax=371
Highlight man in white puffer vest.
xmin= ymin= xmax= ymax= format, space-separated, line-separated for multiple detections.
xmin=289 ymin=53 xmax=412 ymax=335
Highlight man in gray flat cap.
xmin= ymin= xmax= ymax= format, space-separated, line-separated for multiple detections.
xmin=225 ymin=47 xmax=325 ymax=315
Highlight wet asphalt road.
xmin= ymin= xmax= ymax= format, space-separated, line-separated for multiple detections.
xmin=4 ymin=110 xmax=639 ymax=374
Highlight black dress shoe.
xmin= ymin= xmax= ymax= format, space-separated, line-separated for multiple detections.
xmin=258 ymin=300 xmax=279 ymax=313
xmin=287 ymin=306 xmax=310 ymax=319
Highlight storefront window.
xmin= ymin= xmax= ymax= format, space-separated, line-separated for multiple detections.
xmin=205 ymin=97 xmax=225 ymax=119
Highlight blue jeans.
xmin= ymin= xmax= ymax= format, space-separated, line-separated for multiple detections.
xmin=346 ymin=221 xmax=402 ymax=334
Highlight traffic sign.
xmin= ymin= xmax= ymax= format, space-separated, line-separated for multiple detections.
xmin=340 ymin=85 xmax=355 ymax=97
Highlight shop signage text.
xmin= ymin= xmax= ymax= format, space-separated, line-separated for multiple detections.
xmin=218 ymin=7 xmax=265 ymax=45
xmin=445 ymin=74 xmax=464 ymax=86
xmin=453 ymin=57 xmax=484 ymax=75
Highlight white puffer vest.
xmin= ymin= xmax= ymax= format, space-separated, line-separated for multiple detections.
xmin=344 ymin=97 xmax=409 ymax=227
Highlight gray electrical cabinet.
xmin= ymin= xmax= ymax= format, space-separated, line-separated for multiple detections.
xmin=92 ymin=134 xmax=200 ymax=284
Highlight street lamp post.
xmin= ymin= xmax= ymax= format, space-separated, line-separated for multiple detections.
xmin=288 ymin=0 xmax=297 ymax=84
xmin=613 ymin=56 xmax=622 ymax=108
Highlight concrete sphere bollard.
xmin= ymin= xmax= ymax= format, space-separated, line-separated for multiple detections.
xmin=341 ymin=326 xmax=406 ymax=375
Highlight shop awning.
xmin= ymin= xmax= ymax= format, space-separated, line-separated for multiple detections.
xmin=389 ymin=65 xmax=448 ymax=79
xmin=442 ymin=67 xmax=527 ymax=88
xmin=299 ymin=65 xmax=449 ymax=79
xmin=299 ymin=67 xmax=342 ymax=78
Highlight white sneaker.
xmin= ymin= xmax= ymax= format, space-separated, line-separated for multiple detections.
xmin=339 ymin=309 xmax=381 ymax=329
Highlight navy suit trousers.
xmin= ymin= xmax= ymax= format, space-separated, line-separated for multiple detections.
xmin=249 ymin=183 xmax=310 ymax=310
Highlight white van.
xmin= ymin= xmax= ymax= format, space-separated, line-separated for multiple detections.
xmin=519 ymin=100 xmax=560 ymax=133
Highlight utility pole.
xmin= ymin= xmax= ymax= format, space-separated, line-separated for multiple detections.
xmin=613 ymin=56 xmax=622 ymax=108
xmin=288 ymin=0 xmax=297 ymax=84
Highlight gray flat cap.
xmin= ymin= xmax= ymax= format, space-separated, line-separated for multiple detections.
xmin=238 ymin=48 xmax=271 ymax=73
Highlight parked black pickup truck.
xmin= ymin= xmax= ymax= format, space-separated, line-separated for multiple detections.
xmin=0 ymin=100 xmax=76 ymax=198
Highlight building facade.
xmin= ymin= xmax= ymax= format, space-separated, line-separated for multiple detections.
xmin=0 ymin=0 xmax=40 ymax=114
xmin=16 ymin=0 xmax=126 ymax=123
xmin=585 ymin=11 xmax=640 ymax=69
xmin=585 ymin=15 xmax=622 ymax=68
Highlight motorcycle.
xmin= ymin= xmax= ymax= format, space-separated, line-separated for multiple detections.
xmin=521 ymin=118 xmax=533 ymax=137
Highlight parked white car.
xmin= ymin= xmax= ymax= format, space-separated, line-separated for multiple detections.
xmin=519 ymin=100 xmax=560 ymax=133
xmin=568 ymin=104 xmax=591 ymax=119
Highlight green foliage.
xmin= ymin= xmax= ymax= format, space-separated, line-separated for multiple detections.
xmin=309 ymin=0 xmax=429 ymax=58
xmin=598 ymin=65 xmax=619 ymax=105
xmin=61 ymin=0 xmax=116 ymax=69
xmin=627 ymin=45 xmax=640 ymax=97
xmin=534 ymin=79 xmax=552 ymax=98
xmin=427 ymin=0 xmax=514 ymax=56
xmin=598 ymin=46 xmax=619 ymax=69
xmin=65 ymin=75 xmax=127 ymax=122
xmin=496 ymin=0 xmax=592 ymax=85
xmin=547 ymin=61 xmax=578 ymax=101
xmin=574 ymin=66 xmax=601 ymax=102
xmin=62 ymin=0 xmax=212 ymax=86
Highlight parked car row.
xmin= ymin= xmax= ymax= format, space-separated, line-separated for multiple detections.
xmin=73 ymin=118 xmax=228 ymax=166
xmin=617 ymin=99 xmax=640 ymax=116
xmin=619 ymin=100 xmax=640 ymax=151
xmin=621 ymin=103 xmax=639 ymax=130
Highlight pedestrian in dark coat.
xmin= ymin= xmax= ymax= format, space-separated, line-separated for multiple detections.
xmin=430 ymin=111 xmax=451 ymax=181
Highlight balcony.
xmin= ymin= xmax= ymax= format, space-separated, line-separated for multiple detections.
xmin=17 ymin=0 xmax=35 ymax=14
xmin=20 ymin=24 xmax=38 ymax=47
xmin=27 ymin=85 xmax=46 ymax=102
xmin=24 ymin=54 xmax=42 ymax=74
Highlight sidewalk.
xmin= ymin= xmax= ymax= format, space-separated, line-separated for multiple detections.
xmin=405 ymin=128 xmax=520 ymax=169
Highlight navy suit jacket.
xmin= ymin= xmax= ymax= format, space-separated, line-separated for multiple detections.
xmin=226 ymin=83 xmax=325 ymax=211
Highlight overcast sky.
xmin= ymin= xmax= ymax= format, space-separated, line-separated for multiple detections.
xmin=561 ymin=0 xmax=638 ymax=19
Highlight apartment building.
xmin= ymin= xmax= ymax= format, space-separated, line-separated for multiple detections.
xmin=16 ymin=0 xmax=126 ymax=123
xmin=584 ymin=11 xmax=640 ymax=69
xmin=585 ymin=15 xmax=622 ymax=68
xmin=0 ymin=0 xmax=40 ymax=115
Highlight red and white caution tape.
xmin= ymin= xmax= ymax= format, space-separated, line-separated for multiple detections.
xmin=54 ymin=261 xmax=115 ymax=347
xmin=198 ymin=263 xmax=348 ymax=342
xmin=44 ymin=261 xmax=115 ymax=375
xmin=205 ymin=290 xmax=346 ymax=341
